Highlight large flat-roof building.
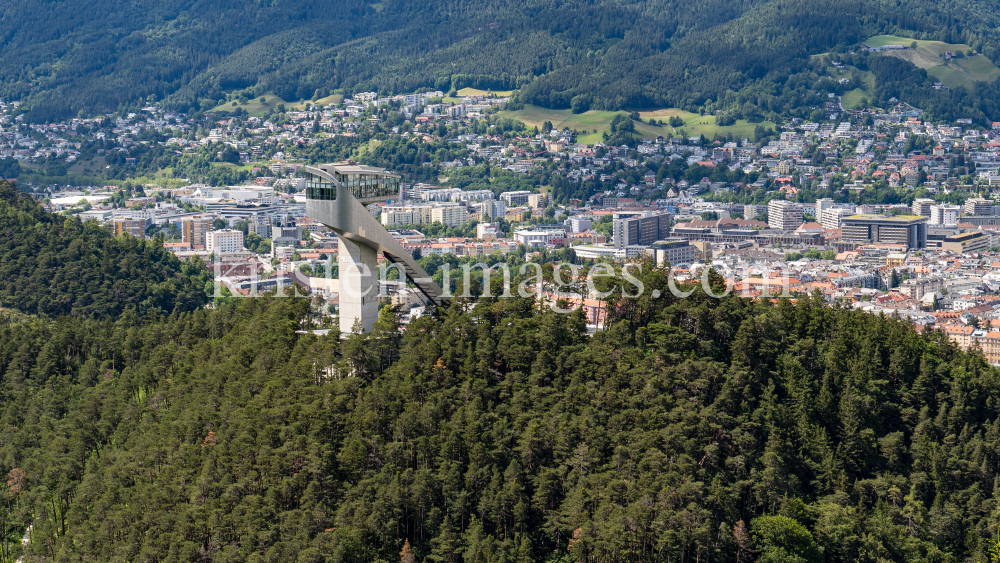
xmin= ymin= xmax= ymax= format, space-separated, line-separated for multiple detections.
xmin=930 ymin=204 xmax=961 ymax=227
xmin=207 ymin=229 xmax=245 ymax=254
xmin=645 ymin=240 xmax=697 ymax=266
xmin=613 ymin=212 xmax=671 ymax=249
xmin=964 ymin=198 xmax=994 ymax=216
xmin=768 ymin=200 xmax=803 ymax=231
xmin=821 ymin=207 xmax=853 ymax=230
xmin=941 ymin=231 xmax=990 ymax=254
xmin=381 ymin=202 xmax=469 ymax=228
xmin=912 ymin=198 xmax=936 ymax=217
xmin=840 ymin=214 xmax=928 ymax=248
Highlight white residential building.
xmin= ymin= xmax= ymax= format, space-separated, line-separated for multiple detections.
xmin=768 ymin=200 xmax=803 ymax=231
xmin=821 ymin=207 xmax=854 ymax=230
xmin=207 ymin=229 xmax=245 ymax=254
xmin=381 ymin=202 xmax=469 ymax=228
xmin=930 ymin=204 xmax=960 ymax=227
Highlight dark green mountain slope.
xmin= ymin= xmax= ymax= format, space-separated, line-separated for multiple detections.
xmin=7 ymin=0 xmax=1000 ymax=120
xmin=0 ymin=182 xmax=210 ymax=318
xmin=2 ymin=270 xmax=1000 ymax=561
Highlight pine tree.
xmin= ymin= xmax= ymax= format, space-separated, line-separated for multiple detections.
xmin=401 ymin=539 xmax=416 ymax=563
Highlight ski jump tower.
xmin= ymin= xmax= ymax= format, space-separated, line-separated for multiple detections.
xmin=304 ymin=162 xmax=447 ymax=334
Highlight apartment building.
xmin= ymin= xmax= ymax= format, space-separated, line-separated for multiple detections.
xmin=964 ymin=197 xmax=994 ymax=216
xmin=815 ymin=198 xmax=835 ymax=221
xmin=182 ymin=215 xmax=213 ymax=248
xmin=930 ymin=204 xmax=960 ymax=227
xmin=381 ymin=202 xmax=469 ymax=228
xmin=821 ymin=207 xmax=853 ymax=230
xmin=249 ymin=213 xmax=272 ymax=238
xmin=113 ymin=218 xmax=147 ymax=239
xmin=912 ymin=198 xmax=935 ymax=217
xmin=768 ymin=200 xmax=803 ymax=231
xmin=207 ymin=229 xmax=245 ymax=254
xmin=645 ymin=240 xmax=697 ymax=266
xmin=499 ymin=190 xmax=533 ymax=206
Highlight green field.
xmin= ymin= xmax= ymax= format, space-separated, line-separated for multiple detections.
xmin=639 ymin=108 xmax=773 ymax=140
xmin=864 ymin=35 xmax=1000 ymax=89
xmin=840 ymin=88 xmax=870 ymax=109
xmin=865 ymin=35 xmax=926 ymax=48
xmin=457 ymin=87 xmax=514 ymax=97
xmin=498 ymin=105 xmax=772 ymax=144
xmin=209 ymin=94 xmax=343 ymax=115
xmin=824 ymin=64 xmax=876 ymax=91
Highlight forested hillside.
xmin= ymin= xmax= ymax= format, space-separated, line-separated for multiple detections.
xmin=0 ymin=182 xmax=209 ymax=318
xmin=2 ymin=262 xmax=1000 ymax=561
xmin=8 ymin=0 xmax=1000 ymax=120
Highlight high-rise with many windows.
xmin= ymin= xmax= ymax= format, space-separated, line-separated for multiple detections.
xmin=840 ymin=214 xmax=928 ymax=248
xmin=767 ymin=200 xmax=803 ymax=231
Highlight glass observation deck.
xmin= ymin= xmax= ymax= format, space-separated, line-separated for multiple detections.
xmin=303 ymin=162 xmax=400 ymax=203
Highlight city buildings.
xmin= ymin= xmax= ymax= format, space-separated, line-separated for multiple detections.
xmin=182 ymin=215 xmax=212 ymax=248
xmin=840 ymin=214 xmax=928 ymax=248
xmin=768 ymin=200 xmax=803 ymax=230
xmin=207 ymin=229 xmax=245 ymax=254
xmin=568 ymin=217 xmax=593 ymax=233
xmin=513 ymin=228 xmax=565 ymax=247
xmin=381 ymin=202 xmax=469 ymax=228
xmin=821 ymin=207 xmax=853 ymax=230
xmin=815 ymin=198 xmax=835 ymax=221
xmin=912 ymin=198 xmax=936 ymax=217
xmin=249 ymin=213 xmax=272 ymax=238
xmin=612 ymin=212 xmax=671 ymax=249
xmin=964 ymin=197 xmax=994 ymax=216
xmin=940 ymin=231 xmax=990 ymax=253
xmin=499 ymin=191 xmax=532 ymax=206
xmin=477 ymin=223 xmax=499 ymax=241
xmin=113 ymin=218 xmax=147 ymax=239
xmin=930 ymin=204 xmax=960 ymax=227
xmin=644 ymin=240 xmax=697 ymax=266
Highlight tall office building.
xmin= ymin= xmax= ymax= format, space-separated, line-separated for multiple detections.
xmin=840 ymin=214 xmax=928 ymax=248
xmin=743 ymin=204 xmax=767 ymax=220
xmin=912 ymin=198 xmax=936 ymax=217
xmin=930 ymin=204 xmax=960 ymax=227
xmin=249 ymin=213 xmax=272 ymax=238
xmin=182 ymin=215 xmax=212 ymax=249
xmin=821 ymin=207 xmax=853 ymax=230
xmin=568 ymin=217 xmax=592 ymax=233
xmin=964 ymin=197 xmax=994 ymax=216
xmin=768 ymin=200 xmax=803 ymax=231
xmin=815 ymin=198 xmax=835 ymax=221
xmin=113 ymin=218 xmax=147 ymax=239
xmin=612 ymin=212 xmax=671 ymax=249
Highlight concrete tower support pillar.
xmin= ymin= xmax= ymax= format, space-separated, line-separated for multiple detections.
xmin=339 ymin=236 xmax=379 ymax=334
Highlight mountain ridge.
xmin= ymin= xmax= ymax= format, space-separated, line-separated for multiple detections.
xmin=5 ymin=0 xmax=1000 ymax=121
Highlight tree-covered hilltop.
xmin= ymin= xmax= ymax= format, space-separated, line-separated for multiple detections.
xmin=3 ymin=266 xmax=1000 ymax=561
xmin=10 ymin=0 xmax=1000 ymax=120
xmin=0 ymin=182 xmax=210 ymax=318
